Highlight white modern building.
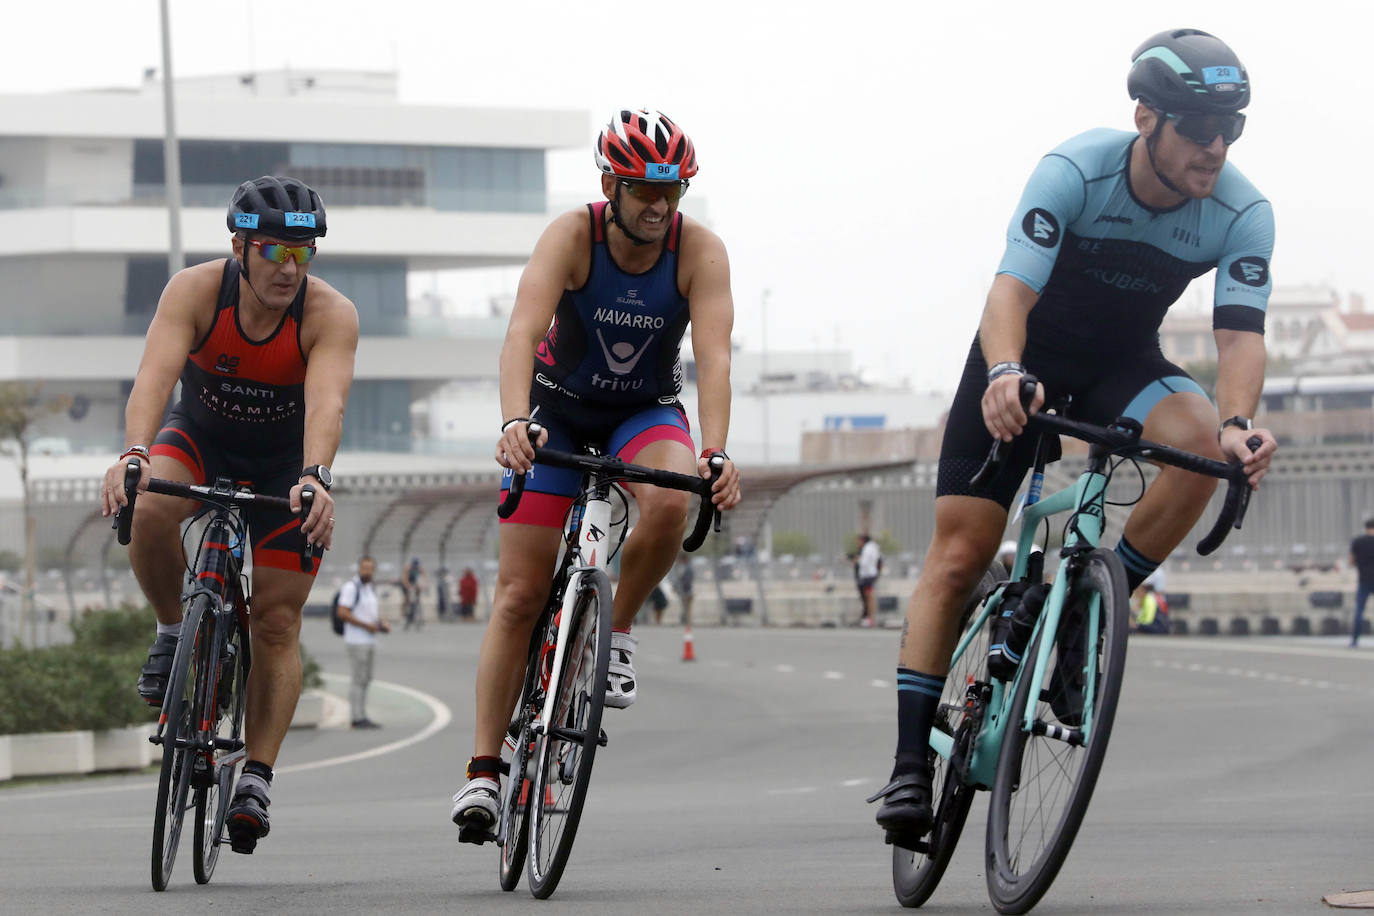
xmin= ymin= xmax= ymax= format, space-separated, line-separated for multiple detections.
xmin=0 ymin=69 xmax=587 ymax=457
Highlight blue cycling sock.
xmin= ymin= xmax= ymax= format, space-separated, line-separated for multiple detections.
xmin=1115 ymin=536 xmax=1160 ymax=593
xmin=893 ymin=667 xmax=945 ymax=778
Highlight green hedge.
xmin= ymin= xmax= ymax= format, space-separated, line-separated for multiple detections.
xmin=0 ymin=605 xmax=327 ymax=734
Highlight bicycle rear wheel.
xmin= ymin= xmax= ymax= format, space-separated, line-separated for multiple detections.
xmin=526 ymin=568 xmax=613 ymax=899
xmin=151 ymin=597 xmax=209 ymax=892
xmin=893 ymin=562 xmax=1006 ymax=908
xmin=194 ymin=615 xmax=249 ymax=884
xmin=498 ymin=717 xmax=535 ymax=892
xmin=986 ymin=548 xmax=1129 ymax=915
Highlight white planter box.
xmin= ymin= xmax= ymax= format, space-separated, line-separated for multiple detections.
xmin=10 ymin=730 xmax=96 ymax=777
xmin=290 ymin=690 xmax=325 ymax=729
xmin=0 ymin=735 xmax=12 ymax=782
xmin=93 ymin=724 xmax=154 ymax=771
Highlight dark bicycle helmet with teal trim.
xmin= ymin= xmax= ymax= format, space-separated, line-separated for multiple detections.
xmin=226 ymin=175 xmax=327 ymax=240
xmin=1127 ymin=28 xmax=1249 ymax=114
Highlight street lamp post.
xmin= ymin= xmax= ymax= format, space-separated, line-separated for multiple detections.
xmin=159 ymin=0 xmax=184 ymax=278
xmin=760 ymin=288 xmax=770 ymax=466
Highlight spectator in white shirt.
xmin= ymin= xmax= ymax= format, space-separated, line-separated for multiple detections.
xmin=337 ymin=556 xmax=390 ymax=728
xmin=857 ymin=535 xmax=883 ymax=627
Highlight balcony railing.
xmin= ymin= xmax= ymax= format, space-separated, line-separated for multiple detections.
xmin=0 ymin=184 xmax=548 ymax=213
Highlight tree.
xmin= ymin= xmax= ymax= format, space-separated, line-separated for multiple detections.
xmin=0 ymin=382 xmax=73 ymax=646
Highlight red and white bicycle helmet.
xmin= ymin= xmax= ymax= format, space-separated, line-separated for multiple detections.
xmin=594 ymin=109 xmax=699 ymax=182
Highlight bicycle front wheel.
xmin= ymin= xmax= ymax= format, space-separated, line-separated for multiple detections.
xmin=194 ymin=615 xmax=249 ymax=884
xmin=526 ymin=568 xmax=613 ymax=899
xmin=893 ymin=561 xmax=1006 ymax=908
xmin=986 ymin=548 xmax=1129 ymax=915
xmin=151 ymin=597 xmax=210 ymax=892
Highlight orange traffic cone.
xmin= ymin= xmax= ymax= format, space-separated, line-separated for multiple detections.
xmin=681 ymin=626 xmax=696 ymax=662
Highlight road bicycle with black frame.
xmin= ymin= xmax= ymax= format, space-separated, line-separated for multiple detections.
xmin=116 ymin=461 xmax=316 ymax=891
xmin=885 ymin=375 xmax=1262 ymax=914
xmin=479 ymin=422 xmax=723 ymax=899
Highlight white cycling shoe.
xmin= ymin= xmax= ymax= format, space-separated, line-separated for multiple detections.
xmin=451 ymin=776 xmax=500 ymax=843
xmin=605 ymin=631 xmax=638 ymax=709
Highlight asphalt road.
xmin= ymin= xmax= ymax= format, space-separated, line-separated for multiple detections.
xmin=2 ymin=623 xmax=1371 ymax=914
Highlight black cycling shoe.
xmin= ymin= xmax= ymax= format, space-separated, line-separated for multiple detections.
xmin=136 ymin=634 xmax=179 ymax=707
xmin=867 ymin=768 xmax=933 ymax=848
xmin=226 ymin=783 xmax=271 ymax=854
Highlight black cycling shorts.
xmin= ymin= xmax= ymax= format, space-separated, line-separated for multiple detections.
xmin=936 ymin=337 xmax=1209 ymax=509
xmin=152 ymin=405 xmax=317 ymax=576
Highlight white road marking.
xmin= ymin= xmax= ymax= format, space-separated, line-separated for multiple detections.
xmin=841 ymin=778 xmax=871 ymax=787
xmin=870 ymin=679 xmax=889 ymax=688
xmin=0 ymin=675 xmax=450 ymax=804
xmin=766 ymin=786 xmax=818 ymax=795
xmin=822 ymin=671 xmax=845 ymax=680
xmin=774 ymin=664 xmax=795 ymax=673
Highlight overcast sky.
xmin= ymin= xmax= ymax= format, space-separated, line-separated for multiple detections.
xmin=3 ymin=1 xmax=1364 ymax=390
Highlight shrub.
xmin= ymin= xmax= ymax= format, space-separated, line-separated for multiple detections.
xmin=0 ymin=643 xmax=154 ymax=734
xmin=0 ymin=605 xmax=327 ymax=734
xmin=71 ymin=604 xmax=157 ymax=654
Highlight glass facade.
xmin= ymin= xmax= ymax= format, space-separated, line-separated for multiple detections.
xmin=130 ymin=140 xmax=545 ymax=212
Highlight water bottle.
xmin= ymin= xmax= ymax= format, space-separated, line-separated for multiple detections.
xmin=228 ymin=531 xmax=244 ymax=563
xmin=989 ymin=582 xmax=1050 ymax=681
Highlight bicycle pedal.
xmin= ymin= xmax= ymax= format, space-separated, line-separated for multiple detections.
xmin=597 ymin=728 xmax=608 ymax=747
xmin=884 ymin=830 xmax=931 ymax=854
xmin=457 ymin=822 xmax=496 ymax=846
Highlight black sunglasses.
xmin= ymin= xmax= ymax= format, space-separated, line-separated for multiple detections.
xmin=1163 ymin=110 xmax=1246 ymax=146
xmin=618 ymin=179 xmax=689 ymax=204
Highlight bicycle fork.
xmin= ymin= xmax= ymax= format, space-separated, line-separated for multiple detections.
xmin=533 ymin=484 xmax=613 ymax=748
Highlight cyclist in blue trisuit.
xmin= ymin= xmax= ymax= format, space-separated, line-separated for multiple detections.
xmin=870 ymin=29 xmax=1279 ymax=846
xmin=450 ymin=110 xmax=742 ymax=839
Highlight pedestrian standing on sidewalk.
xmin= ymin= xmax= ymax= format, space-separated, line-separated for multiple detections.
xmin=337 ymin=555 xmax=389 ymax=728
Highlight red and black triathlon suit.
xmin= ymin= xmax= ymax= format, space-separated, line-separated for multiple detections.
xmin=152 ymin=259 xmax=319 ymax=574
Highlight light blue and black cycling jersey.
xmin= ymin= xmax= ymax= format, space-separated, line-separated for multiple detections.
xmin=997 ymin=128 xmax=1273 ymax=355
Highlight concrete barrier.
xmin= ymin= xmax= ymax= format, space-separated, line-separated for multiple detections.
xmin=0 ymin=736 xmax=11 ymax=782
xmin=1228 ymin=618 xmax=1251 ymax=636
xmin=290 ymin=690 xmax=326 ymax=729
xmin=93 ymin=724 xmax=153 ymax=771
xmin=10 ymin=730 xmax=95 ymax=777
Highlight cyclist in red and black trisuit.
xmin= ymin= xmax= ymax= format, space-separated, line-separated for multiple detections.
xmin=99 ymin=176 xmax=358 ymax=854
xmin=450 ymin=110 xmax=742 ymax=838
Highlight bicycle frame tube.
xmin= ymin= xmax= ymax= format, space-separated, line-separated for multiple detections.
xmin=1013 ymin=468 xmax=1109 ymax=736
xmin=535 ymin=478 xmax=613 ymax=734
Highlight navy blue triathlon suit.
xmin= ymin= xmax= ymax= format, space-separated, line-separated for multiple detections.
xmin=940 ymin=128 xmax=1275 ymax=508
xmin=151 ymin=259 xmax=318 ymax=574
xmin=502 ymin=201 xmax=695 ymax=527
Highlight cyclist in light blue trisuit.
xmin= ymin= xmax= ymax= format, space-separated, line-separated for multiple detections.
xmin=871 ymin=28 xmax=1280 ymax=846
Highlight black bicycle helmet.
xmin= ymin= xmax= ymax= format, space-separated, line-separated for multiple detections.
xmin=226 ymin=175 xmax=327 ymax=240
xmin=1127 ymin=28 xmax=1249 ymax=114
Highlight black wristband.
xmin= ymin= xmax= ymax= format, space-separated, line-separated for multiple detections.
xmin=501 ymin=417 xmax=532 ymax=433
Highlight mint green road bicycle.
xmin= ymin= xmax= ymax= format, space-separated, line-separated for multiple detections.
xmin=891 ymin=375 xmax=1261 ymax=914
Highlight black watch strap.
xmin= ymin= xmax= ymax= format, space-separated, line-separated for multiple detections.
xmin=301 ymin=464 xmax=332 ymax=490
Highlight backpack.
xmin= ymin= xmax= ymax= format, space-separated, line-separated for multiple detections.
xmin=330 ymin=577 xmax=359 ymax=636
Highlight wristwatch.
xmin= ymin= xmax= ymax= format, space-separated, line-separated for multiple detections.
xmin=1218 ymin=416 xmax=1253 ymax=440
xmin=300 ymin=464 xmax=333 ymax=491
